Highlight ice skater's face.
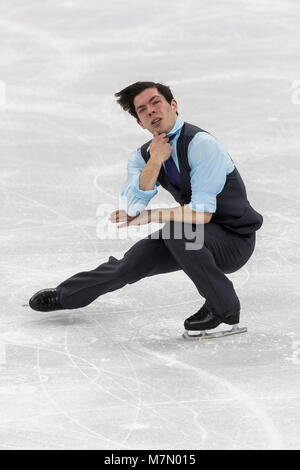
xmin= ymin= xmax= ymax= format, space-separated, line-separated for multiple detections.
xmin=134 ymin=87 xmax=178 ymax=135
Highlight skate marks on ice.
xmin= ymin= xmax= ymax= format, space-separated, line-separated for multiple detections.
xmin=0 ymin=312 xmax=207 ymax=449
xmin=65 ymin=313 xmax=209 ymax=449
xmin=1 ymin=307 xmax=261 ymax=449
xmin=124 ymin=304 xmax=300 ymax=450
xmin=128 ymin=332 xmax=284 ymax=450
xmin=0 ymin=287 xmax=295 ymax=448
xmin=0 ymin=329 xmax=143 ymax=448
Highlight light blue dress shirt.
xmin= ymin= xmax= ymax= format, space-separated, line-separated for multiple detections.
xmin=121 ymin=116 xmax=235 ymax=217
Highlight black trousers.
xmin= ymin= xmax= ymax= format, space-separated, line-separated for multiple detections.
xmin=56 ymin=222 xmax=256 ymax=317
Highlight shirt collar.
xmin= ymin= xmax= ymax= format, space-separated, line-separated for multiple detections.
xmin=166 ymin=116 xmax=184 ymax=139
xmin=146 ymin=116 xmax=184 ymax=150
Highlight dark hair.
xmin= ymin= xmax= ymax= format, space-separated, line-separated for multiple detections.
xmin=114 ymin=81 xmax=178 ymax=120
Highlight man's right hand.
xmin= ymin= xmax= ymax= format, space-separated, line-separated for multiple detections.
xmin=149 ymin=132 xmax=173 ymax=164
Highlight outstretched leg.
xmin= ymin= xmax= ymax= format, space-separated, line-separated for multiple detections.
xmin=55 ymin=230 xmax=180 ymax=309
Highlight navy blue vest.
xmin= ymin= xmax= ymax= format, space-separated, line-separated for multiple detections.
xmin=140 ymin=122 xmax=263 ymax=235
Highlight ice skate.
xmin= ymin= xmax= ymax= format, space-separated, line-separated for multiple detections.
xmin=182 ymin=304 xmax=247 ymax=340
xmin=29 ymin=288 xmax=64 ymax=312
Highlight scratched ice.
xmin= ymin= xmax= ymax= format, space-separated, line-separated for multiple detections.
xmin=0 ymin=0 xmax=300 ymax=450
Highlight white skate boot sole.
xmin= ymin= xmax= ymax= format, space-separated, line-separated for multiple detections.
xmin=182 ymin=324 xmax=247 ymax=340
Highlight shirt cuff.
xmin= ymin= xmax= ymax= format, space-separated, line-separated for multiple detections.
xmin=121 ymin=175 xmax=158 ymax=217
xmin=126 ymin=201 xmax=150 ymax=218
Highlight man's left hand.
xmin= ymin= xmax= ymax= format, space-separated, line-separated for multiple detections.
xmin=109 ymin=209 xmax=150 ymax=228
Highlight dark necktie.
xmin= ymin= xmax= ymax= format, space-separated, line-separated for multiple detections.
xmin=164 ymin=133 xmax=181 ymax=189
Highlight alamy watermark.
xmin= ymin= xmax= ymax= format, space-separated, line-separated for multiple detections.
xmin=96 ymin=196 xmax=205 ymax=251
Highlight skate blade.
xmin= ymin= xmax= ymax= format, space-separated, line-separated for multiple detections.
xmin=182 ymin=324 xmax=247 ymax=340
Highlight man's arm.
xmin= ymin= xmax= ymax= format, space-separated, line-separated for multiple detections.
xmin=139 ymin=131 xmax=173 ymax=191
xmin=120 ymin=150 xmax=160 ymax=217
xmin=138 ymin=158 xmax=163 ymax=191
xmin=110 ymin=205 xmax=212 ymax=227
xmin=187 ymin=133 xmax=234 ymax=215
xmin=120 ymin=132 xmax=174 ymax=216
xmin=149 ymin=205 xmax=212 ymax=224
xmin=113 ymin=131 xmax=216 ymax=227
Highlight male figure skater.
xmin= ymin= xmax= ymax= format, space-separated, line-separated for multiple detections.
xmin=29 ymin=81 xmax=263 ymax=338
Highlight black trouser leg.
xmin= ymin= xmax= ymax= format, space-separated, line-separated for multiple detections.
xmin=56 ymin=222 xmax=255 ymax=315
xmin=56 ymin=230 xmax=180 ymax=309
xmin=162 ymin=222 xmax=256 ymax=317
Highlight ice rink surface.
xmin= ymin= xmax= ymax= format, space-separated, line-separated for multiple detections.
xmin=0 ymin=0 xmax=300 ymax=450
